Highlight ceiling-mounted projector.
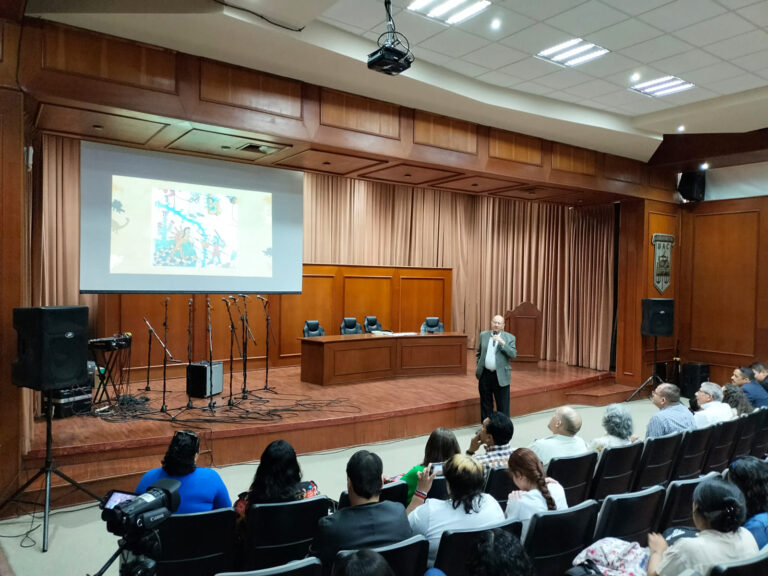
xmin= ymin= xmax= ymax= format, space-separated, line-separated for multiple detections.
xmin=368 ymin=0 xmax=414 ymax=76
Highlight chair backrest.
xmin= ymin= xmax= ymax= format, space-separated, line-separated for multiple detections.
xmin=433 ymin=518 xmax=522 ymax=576
xmin=709 ymin=545 xmax=768 ymax=576
xmin=593 ymin=485 xmax=666 ymax=547
xmin=658 ymin=473 xmax=716 ymax=532
xmin=303 ymin=320 xmax=325 ymax=338
xmin=524 ymin=499 xmax=600 ymax=576
xmin=589 ymin=442 xmax=644 ymax=501
xmin=632 ymin=432 xmax=684 ymax=491
xmin=216 ymin=557 xmax=323 ymax=576
xmin=731 ymin=410 xmax=764 ymax=461
xmin=339 ymin=317 xmax=362 ymax=335
xmin=484 ymin=467 xmax=518 ymax=511
xmin=363 ymin=315 xmax=381 ymax=332
xmin=703 ymin=419 xmax=742 ymax=474
xmin=546 ymin=452 xmax=598 ymax=506
xmin=750 ymin=407 xmax=768 ymax=458
xmin=337 ymin=480 xmax=408 ymax=510
xmin=420 ymin=316 xmax=444 ymax=334
xmin=155 ymin=507 xmax=236 ymax=576
xmin=671 ymin=426 xmax=714 ymax=481
xmin=244 ymin=496 xmax=334 ymax=570
xmin=336 ymin=535 xmax=429 ymax=576
xmin=427 ymin=475 xmax=449 ymax=500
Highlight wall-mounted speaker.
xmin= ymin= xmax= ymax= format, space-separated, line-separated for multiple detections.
xmin=186 ymin=361 xmax=223 ymax=398
xmin=677 ymin=171 xmax=706 ymax=201
xmin=12 ymin=306 xmax=89 ymax=391
xmin=641 ymin=298 xmax=674 ymax=337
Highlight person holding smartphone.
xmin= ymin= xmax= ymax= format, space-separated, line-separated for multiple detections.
xmin=392 ymin=428 xmax=460 ymax=504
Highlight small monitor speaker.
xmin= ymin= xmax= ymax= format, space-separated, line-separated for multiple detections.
xmin=641 ymin=299 xmax=674 ymax=337
xmin=186 ymin=361 xmax=223 ymax=398
xmin=677 ymin=171 xmax=706 ymax=201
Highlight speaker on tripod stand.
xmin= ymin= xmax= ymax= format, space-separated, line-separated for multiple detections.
xmin=626 ymin=299 xmax=674 ymax=402
xmin=2 ymin=306 xmax=102 ymax=552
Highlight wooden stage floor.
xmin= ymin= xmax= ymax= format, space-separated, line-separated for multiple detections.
xmin=18 ymin=352 xmax=622 ymax=509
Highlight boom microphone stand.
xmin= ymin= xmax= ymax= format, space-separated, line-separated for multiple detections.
xmin=256 ymin=295 xmax=276 ymax=393
xmin=205 ymin=298 xmax=216 ymax=412
xmin=221 ymin=297 xmax=243 ymax=407
xmin=231 ymin=295 xmax=258 ymax=398
xmin=143 ymin=316 xmax=176 ymax=412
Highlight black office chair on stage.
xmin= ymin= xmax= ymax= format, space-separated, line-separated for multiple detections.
xmin=420 ymin=317 xmax=444 ymax=334
xmin=363 ymin=316 xmax=382 ymax=332
xmin=339 ymin=317 xmax=362 ymax=335
xmin=303 ymin=320 xmax=325 ymax=338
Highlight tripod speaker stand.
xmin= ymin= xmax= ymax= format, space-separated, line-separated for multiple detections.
xmin=626 ymin=298 xmax=674 ymax=402
xmin=5 ymin=306 xmax=102 ymax=551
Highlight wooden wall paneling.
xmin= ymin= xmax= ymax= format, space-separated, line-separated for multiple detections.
xmin=689 ymin=210 xmax=759 ymax=360
xmin=0 ymin=88 xmax=24 ymax=500
xmin=399 ymin=276 xmax=447 ymax=332
xmin=413 ymin=110 xmax=477 ymax=155
xmin=278 ymin=274 xmax=335 ymax=357
xmin=551 ymin=143 xmax=597 ymax=176
xmin=42 ymin=24 xmax=176 ymax=93
xmin=0 ymin=22 xmax=20 ymax=89
xmin=488 ymin=129 xmax=543 ymax=166
xmin=320 ymin=88 xmax=399 ymax=139
xmin=342 ymin=274 xmax=393 ymax=331
xmin=615 ymin=199 xmax=646 ymax=384
xmin=604 ymin=153 xmax=645 ymax=185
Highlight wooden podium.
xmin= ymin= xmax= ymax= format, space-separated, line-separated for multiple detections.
xmin=504 ymin=302 xmax=542 ymax=363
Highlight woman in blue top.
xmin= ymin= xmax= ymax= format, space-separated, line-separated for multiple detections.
xmin=136 ymin=430 xmax=231 ymax=514
xmin=728 ymin=456 xmax=768 ymax=548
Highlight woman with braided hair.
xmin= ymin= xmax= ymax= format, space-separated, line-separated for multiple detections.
xmin=504 ymin=448 xmax=567 ymax=535
xmin=646 ymin=477 xmax=758 ymax=576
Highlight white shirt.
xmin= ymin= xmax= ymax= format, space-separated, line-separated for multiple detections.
xmin=693 ymin=401 xmax=734 ymax=429
xmin=505 ymin=482 xmax=568 ymax=539
xmin=484 ymin=336 xmax=498 ymax=371
xmin=657 ymin=528 xmax=758 ymax=576
xmin=529 ymin=434 xmax=590 ymax=466
xmin=408 ymin=493 xmax=505 ymax=566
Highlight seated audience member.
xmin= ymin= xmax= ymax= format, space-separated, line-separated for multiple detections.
xmin=723 ymin=383 xmax=754 ymax=417
xmin=331 ymin=549 xmax=394 ymax=576
xmin=728 ymin=457 xmax=768 ymax=549
xmin=407 ymin=454 xmax=505 ymax=565
xmin=732 ymin=366 xmax=768 ymax=408
xmin=467 ymin=528 xmax=532 ymax=576
xmin=136 ymin=430 xmax=231 ymax=514
xmin=310 ymin=450 xmax=412 ymax=573
xmin=528 ymin=406 xmax=589 ymax=466
xmin=233 ymin=440 xmax=318 ymax=521
xmin=589 ymin=403 xmax=633 ymax=453
xmin=693 ymin=381 xmax=734 ymax=428
xmin=393 ymin=427 xmax=460 ymax=504
xmin=505 ymin=448 xmax=567 ymax=536
xmin=751 ymin=361 xmax=768 ymax=393
xmin=465 ymin=412 xmax=515 ymax=474
xmin=646 ymin=478 xmax=758 ymax=576
xmin=646 ymin=383 xmax=695 ymax=438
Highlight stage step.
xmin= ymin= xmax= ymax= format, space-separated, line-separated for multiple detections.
xmin=565 ymin=382 xmax=639 ymax=405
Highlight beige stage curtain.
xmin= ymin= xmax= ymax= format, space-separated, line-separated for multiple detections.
xmin=304 ymin=173 xmax=614 ymax=370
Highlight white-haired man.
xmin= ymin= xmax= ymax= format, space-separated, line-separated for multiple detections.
xmin=693 ymin=381 xmax=734 ymax=429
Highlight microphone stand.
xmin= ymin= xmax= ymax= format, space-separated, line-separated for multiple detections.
xmin=205 ymin=298 xmax=216 ymax=412
xmin=222 ymin=297 xmax=243 ymax=407
xmin=185 ymin=298 xmax=194 ymax=409
xmin=257 ymin=295 xmax=276 ymax=393
xmin=231 ymin=296 xmax=258 ymax=398
xmin=143 ymin=316 xmax=175 ymax=413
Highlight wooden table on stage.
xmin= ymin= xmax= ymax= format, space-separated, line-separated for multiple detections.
xmin=300 ymin=332 xmax=468 ymax=385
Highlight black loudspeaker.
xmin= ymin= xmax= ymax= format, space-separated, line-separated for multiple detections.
xmin=12 ymin=306 xmax=89 ymax=391
xmin=641 ymin=298 xmax=674 ymax=337
xmin=681 ymin=362 xmax=710 ymax=399
xmin=186 ymin=361 xmax=223 ymax=398
xmin=677 ymin=171 xmax=706 ymax=201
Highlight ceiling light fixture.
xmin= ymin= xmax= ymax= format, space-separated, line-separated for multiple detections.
xmin=700 ymin=162 xmax=709 ymax=170
xmin=537 ymin=38 xmax=609 ymax=67
xmin=409 ymin=0 xmax=490 ymax=25
xmin=630 ymin=72 xmax=641 ymax=82
xmin=631 ymin=75 xmax=694 ymax=97
xmin=491 ymin=18 xmax=501 ymax=30
xmin=677 ymin=125 xmax=685 ymax=132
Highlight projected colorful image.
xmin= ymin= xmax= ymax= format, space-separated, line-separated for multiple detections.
xmin=110 ymin=176 xmax=272 ymax=277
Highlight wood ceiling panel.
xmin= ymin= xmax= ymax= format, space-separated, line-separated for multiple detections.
xmin=359 ymin=163 xmax=460 ymax=185
xmin=276 ymin=149 xmax=383 ymax=175
xmin=36 ymin=103 xmax=169 ymax=144
xmin=168 ymin=129 xmax=288 ymax=161
xmin=433 ymin=175 xmax=524 ymax=194
xmin=494 ymin=187 xmax=621 ymax=205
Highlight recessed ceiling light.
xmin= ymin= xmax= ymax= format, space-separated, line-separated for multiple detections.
xmin=409 ymin=0 xmax=491 ymax=25
xmin=700 ymin=162 xmax=709 ymax=170
xmin=631 ymin=75 xmax=694 ymax=97
xmin=630 ymin=73 xmax=641 ymax=82
xmin=677 ymin=125 xmax=685 ymax=132
xmin=491 ymin=18 xmax=501 ymax=30
xmin=536 ymin=38 xmax=610 ymax=67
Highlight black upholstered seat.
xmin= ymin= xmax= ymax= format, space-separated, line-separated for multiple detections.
xmin=335 ymin=535 xmax=429 ymax=576
xmin=670 ymin=426 xmax=714 ymax=481
xmin=433 ymin=518 xmax=523 ymax=576
xmin=363 ymin=315 xmax=382 ymax=332
xmin=216 ymin=557 xmax=323 ymax=576
xmin=339 ymin=317 xmax=362 ymax=335
xmin=484 ymin=466 xmax=518 ymax=511
xmin=632 ymin=432 xmax=683 ymax=491
xmin=546 ymin=451 xmax=598 ymax=506
xmin=589 ymin=442 xmax=643 ymax=501
xmin=420 ymin=317 xmax=444 ymax=333
xmin=337 ymin=480 xmax=408 ymax=509
xmin=303 ymin=320 xmax=325 ymax=337
xmin=593 ymin=485 xmax=666 ymax=546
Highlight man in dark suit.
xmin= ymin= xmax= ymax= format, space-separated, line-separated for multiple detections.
xmin=310 ymin=450 xmax=412 ymax=573
xmin=476 ymin=314 xmax=517 ymax=420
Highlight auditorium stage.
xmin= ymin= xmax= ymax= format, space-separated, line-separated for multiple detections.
xmin=14 ymin=352 xmax=626 ymax=513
